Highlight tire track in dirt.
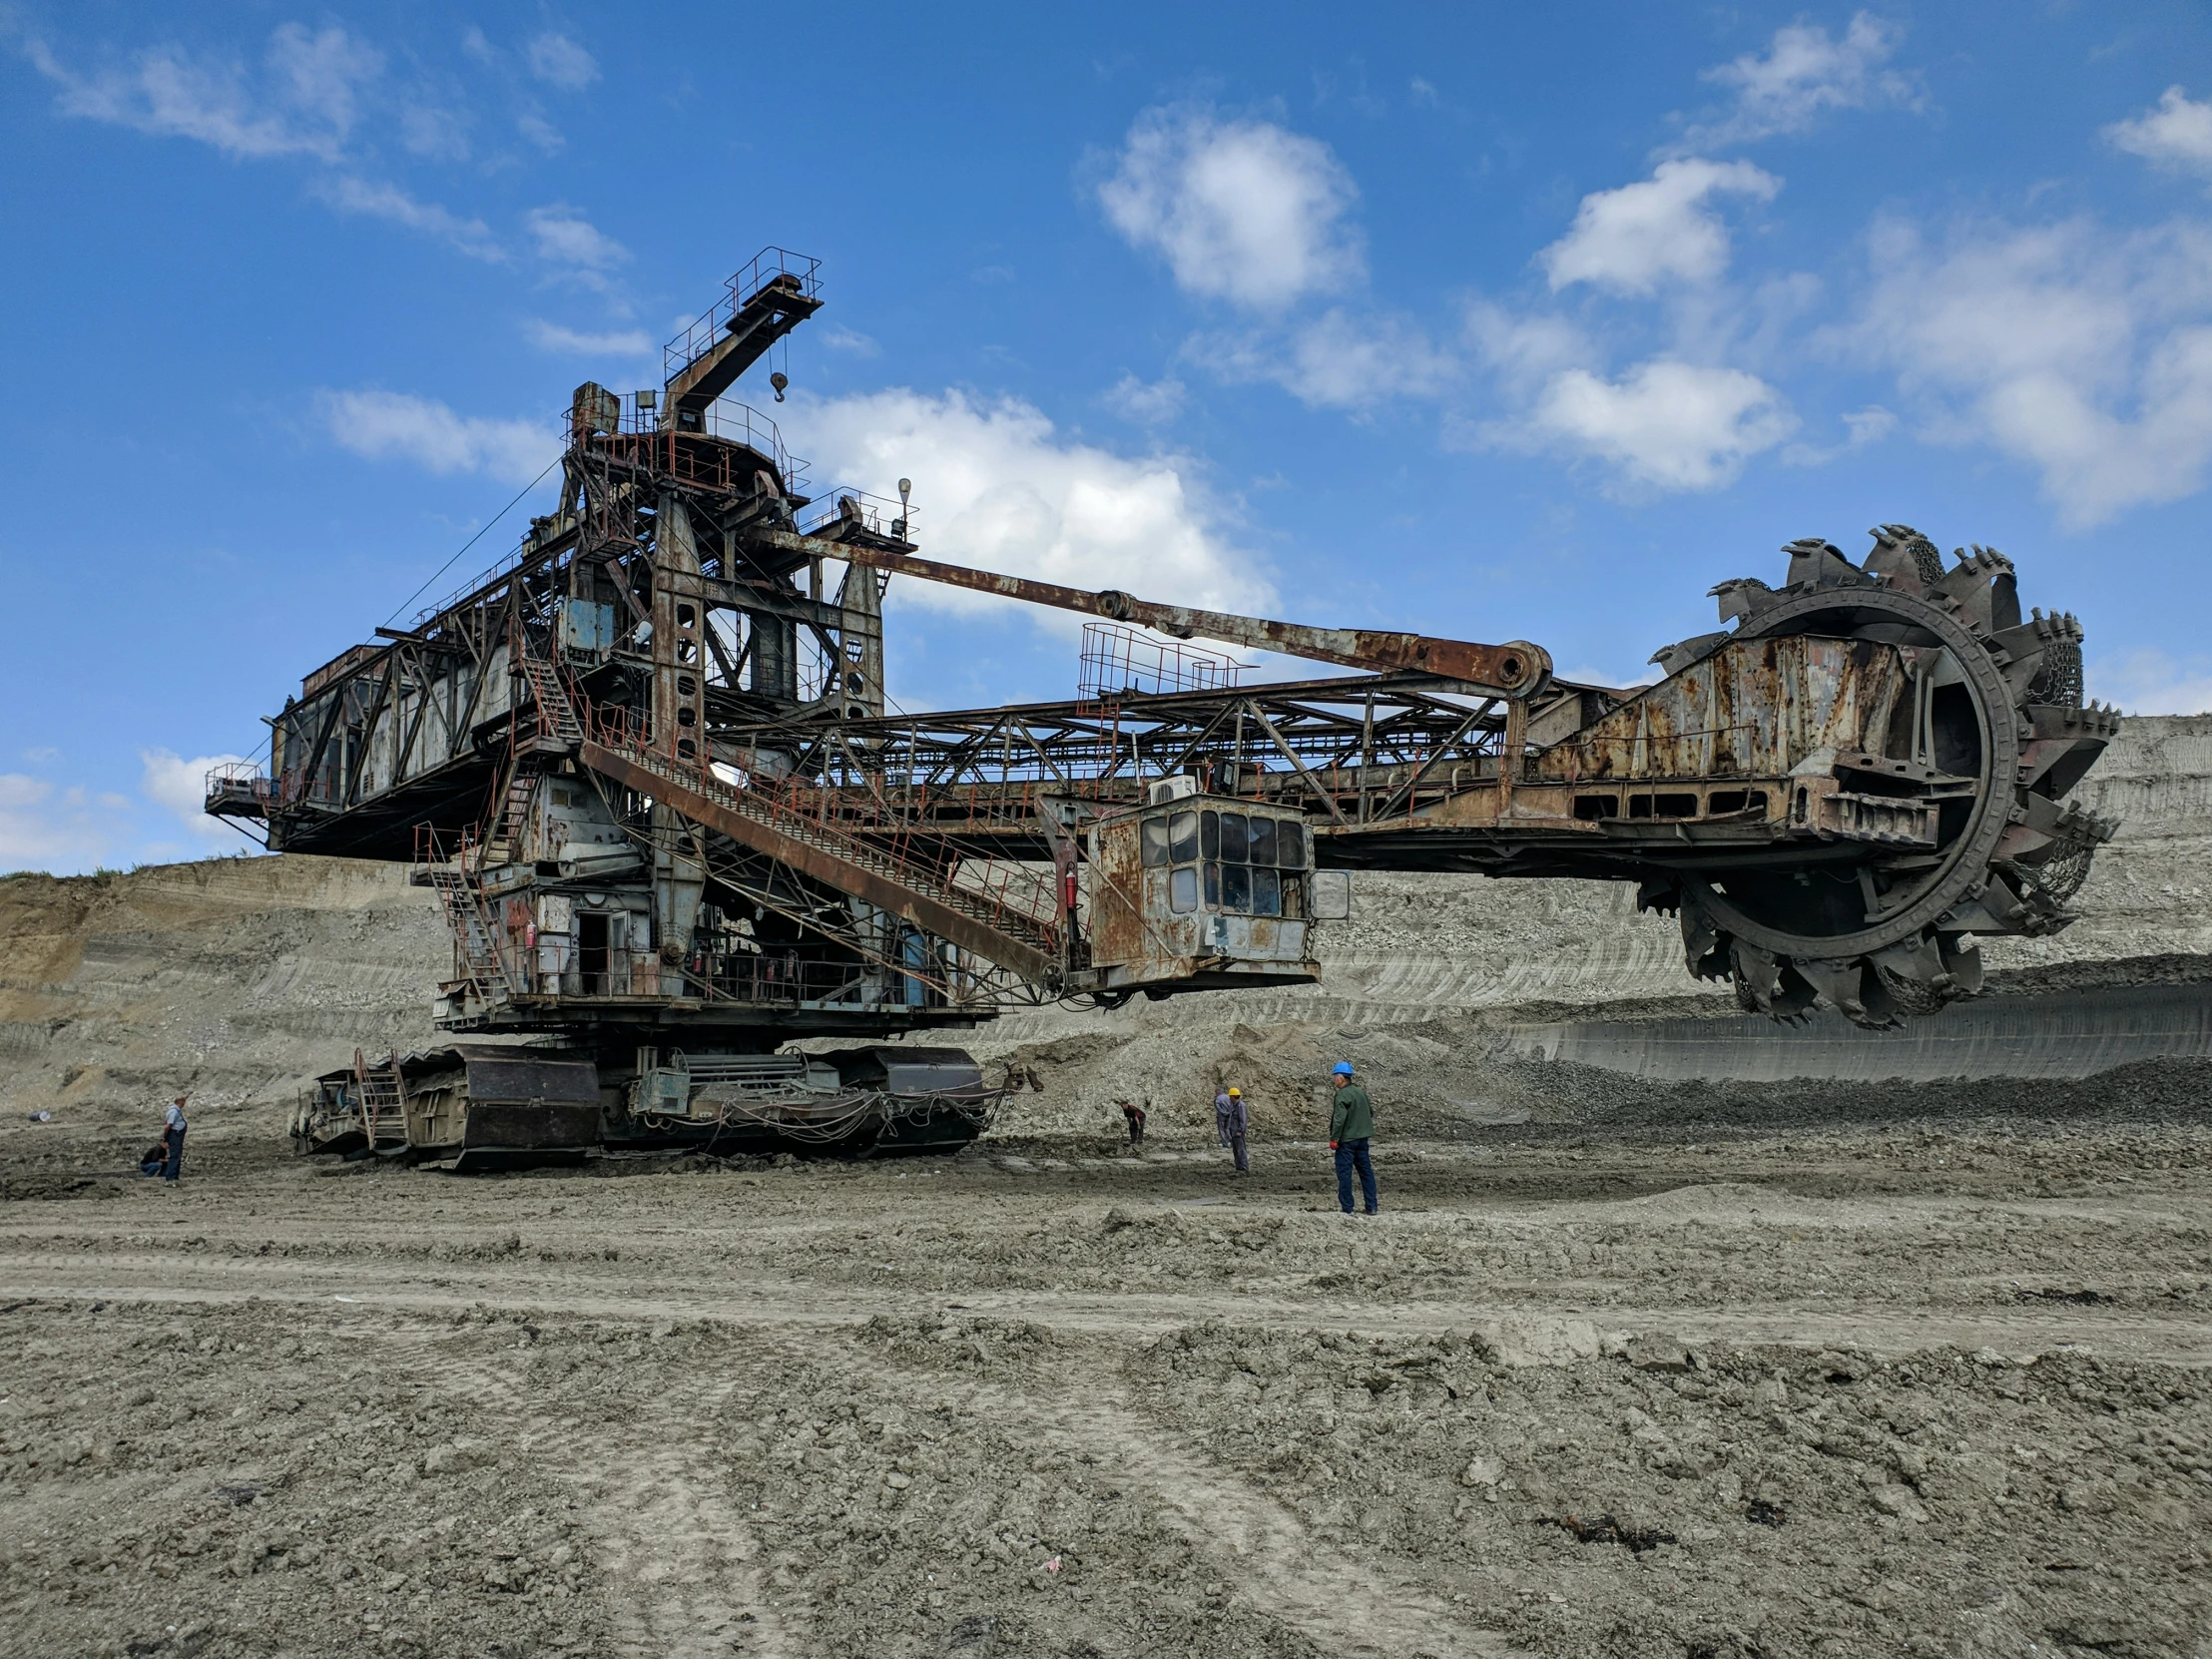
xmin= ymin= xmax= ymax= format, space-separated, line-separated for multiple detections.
xmin=843 ymin=1345 xmax=1526 ymax=1659
xmin=10 ymin=1254 xmax=2211 ymax=1367
xmin=383 ymin=1326 xmax=801 ymax=1658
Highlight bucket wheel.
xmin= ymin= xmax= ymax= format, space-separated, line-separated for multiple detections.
xmin=1672 ymin=527 xmax=2117 ymax=1028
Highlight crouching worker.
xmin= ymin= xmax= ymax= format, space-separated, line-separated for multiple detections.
xmin=137 ymin=1141 xmax=167 ymax=1178
xmin=1328 ymin=1062 xmax=1377 ymax=1215
xmin=1119 ymin=1097 xmax=1147 ymax=1147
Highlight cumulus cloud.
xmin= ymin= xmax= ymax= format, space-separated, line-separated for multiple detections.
xmin=525 ymin=33 xmax=599 ymax=91
xmin=524 ymin=319 xmax=652 ymax=356
xmin=1477 ymin=359 xmax=1795 ymax=493
xmin=1852 ymin=216 xmax=2212 ymax=527
xmin=26 ymin=24 xmax=383 ymax=161
xmin=1190 ymin=310 xmax=1455 ymax=411
xmin=1097 ymin=105 xmax=1363 ymax=311
xmin=792 ymin=388 xmax=1272 ymax=628
xmin=319 ymin=390 xmax=557 ymax=486
xmin=2092 ymin=648 xmax=2212 ymax=715
xmin=1686 ymin=12 xmax=1917 ymax=148
xmin=1541 ymin=159 xmax=1780 ymax=294
xmin=311 ymin=176 xmax=500 ymax=261
xmin=2107 ymin=86 xmax=2212 ymax=181
xmin=141 ymin=749 xmax=252 ymax=840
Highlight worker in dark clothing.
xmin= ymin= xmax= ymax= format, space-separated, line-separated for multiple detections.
xmin=1219 ymin=1086 xmax=1250 ymax=1174
xmin=160 ymin=1096 xmax=188 ymax=1183
xmin=1328 ymin=1062 xmax=1377 ymax=1215
xmin=1119 ymin=1097 xmax=1147 ymax=1147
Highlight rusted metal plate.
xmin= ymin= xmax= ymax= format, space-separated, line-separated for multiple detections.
xmin=1531 ymin=638 xmax=1907 ymax=784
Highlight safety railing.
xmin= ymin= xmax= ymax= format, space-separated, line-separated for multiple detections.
xmin=1079 ymin=621 xmax=1245 ymax=701
xmin=663 ymin=248 xmax=822 ymax=384
xmin=798 ymin=486 xmax=914 ymax=540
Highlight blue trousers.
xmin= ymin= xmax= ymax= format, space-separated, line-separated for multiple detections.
xmin=162 ymin=1125 xmax=185 ymax=1182
xmin=1335 ymin=1138 xmax=1377 ymax=1213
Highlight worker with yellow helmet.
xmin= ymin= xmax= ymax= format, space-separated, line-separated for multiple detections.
xmin=1214 ymin=1083 xmax=1250 ymax=1175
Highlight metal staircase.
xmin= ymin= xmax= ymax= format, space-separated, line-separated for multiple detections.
xmin=415 ymin=827 xmax=521 ymax=1002
xmin=581 ymin=737 xmax=1064 ymax=987
xmin=516 ymin=652 xmax=585 ymax=745
xmin=351 ymin=1048 xmax=406 ymax=1152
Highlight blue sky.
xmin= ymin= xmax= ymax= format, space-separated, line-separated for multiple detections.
xmin=4 ymin=3 xmax=2212 ymax=871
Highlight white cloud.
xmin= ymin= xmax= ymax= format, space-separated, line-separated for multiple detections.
xmin=27 ymin=25 xmax=382 ymax=162
xmin=1464 ymin=302 xmax=1592 ymax=389
xmin=266 ymin=22 xmax=381 ymax=138
xmin=1191 ymin=309 xmax=1455 ymax=411
xmin=525 ymin=205 xmax=628 ymax=272
xmin=2107 ymin=86 xmax=2212 ymax=181
xmin=1782 ymin=404 xmax=1899 ymax=466
xmin=524 ymin=319 xmax=652 ymax=356
xmin=1541 ymin=159 xmax=1780 ymax=295
xmin=1097 ymin=105 xmax=1363 ymax=311
xmin=516 ymin=111 xmax=565 ymax=155
xmin=311 ymin=176 xmax=500 ymax=261
xmin=1688 ymin=12 xmax=1916 ymax=148
xmin=319 ymin=390 xmax=558 ymax=486
xmin=0 ymin=775 xmax=87 ymax=869
xmin=819 ymin=325 xmax=880 ymax=357
xmin=793 ymin=388 xmax=1272 ymax=628
xmin=2091 ymin=648 xmax=2212 ymax=715
xmin=1852 ymin=216 xmax=2212 ymax=527
xmin=1481 ymin=359 xmax=1795 ymax=493
xmin=1104 ymin=374 xmax=1186 ymax=425
xmin=398 ymin=100 xmax=469 ymax=161
xmin=141 ymin=750 xmax=252 ymax=841
xmin=525 ymin=33 xmax=600 ymax=91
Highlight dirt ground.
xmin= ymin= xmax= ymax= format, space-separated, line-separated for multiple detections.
xmin=6 ymin=1057 xmax=2212 ymax=1659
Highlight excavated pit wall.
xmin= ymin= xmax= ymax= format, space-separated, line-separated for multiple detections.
xmin=0 ymin=716 xmax=2206 ymax=1141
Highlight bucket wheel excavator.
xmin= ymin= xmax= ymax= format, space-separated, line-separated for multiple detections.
xmin=207 ymin=250 xmax=2116 ymax=1165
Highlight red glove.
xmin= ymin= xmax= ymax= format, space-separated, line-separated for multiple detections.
xmin=1329 ymin=1141 xmax=1339 ymax=1151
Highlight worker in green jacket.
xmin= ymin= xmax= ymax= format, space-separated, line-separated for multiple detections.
xmin=1328 ymin=1061 xmax=1378 ymax=1215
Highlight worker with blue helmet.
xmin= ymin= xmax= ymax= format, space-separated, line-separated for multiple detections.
xmin=1328 ymin=1061 xmax=1378 ymax=1215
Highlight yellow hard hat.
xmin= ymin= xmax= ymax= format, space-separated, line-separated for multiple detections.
xmin=1228 ymin=1087 xmax=1241 ymax=1096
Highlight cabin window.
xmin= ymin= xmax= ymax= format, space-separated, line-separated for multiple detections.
xmin=1252 ymin=866 xmax=1282 ymax=917
xmin=1169 ymin=866 xmax=1198 ymax=913
xmin=1222 ymin=863 xmax=1251 ymax=911
xmin=1141 ymin=817 xmax=1171 ymax=867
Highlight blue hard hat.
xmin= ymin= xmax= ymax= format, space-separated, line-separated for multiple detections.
xmin=1333 ymin=1061 xmax=1355 ymax=1076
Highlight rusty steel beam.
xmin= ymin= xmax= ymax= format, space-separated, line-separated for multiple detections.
xmin=761 ymin=530 xmax=1552 ymax=697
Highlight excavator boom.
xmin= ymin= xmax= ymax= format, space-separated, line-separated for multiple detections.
xmin=765 ymin=529 xmax=1552 ymax=698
